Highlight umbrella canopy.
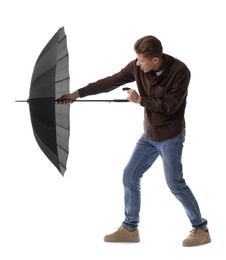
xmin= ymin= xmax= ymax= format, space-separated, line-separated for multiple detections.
xmin=28 ymin=27 xmax=70 ymax=176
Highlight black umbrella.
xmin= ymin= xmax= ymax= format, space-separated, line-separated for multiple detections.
xmin=16 ymin=27 xmax=129 ymax=176
xmin=16 ymin=27 xmax=70 ymax=176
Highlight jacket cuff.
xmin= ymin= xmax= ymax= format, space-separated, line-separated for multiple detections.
xmin=140 ymin=96 xmax=149 ymax=108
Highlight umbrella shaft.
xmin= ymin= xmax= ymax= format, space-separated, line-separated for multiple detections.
xmin=72 ymin=99 xmax=128 ymax=103
xmin=15 ymin=99 xmax=129 ymax=103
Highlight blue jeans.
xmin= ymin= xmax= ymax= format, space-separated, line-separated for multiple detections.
xmin=122 ymin=130 xmax=207 ymax=230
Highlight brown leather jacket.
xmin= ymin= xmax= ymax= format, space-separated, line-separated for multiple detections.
xmin=78 ymin=54 xmax=190 ymax=141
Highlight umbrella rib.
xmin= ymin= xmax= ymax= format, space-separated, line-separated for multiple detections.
xmin=55 ymin=76 xmax=70 ymax=84
xmin=59 ymin=162 xmax=66 ymax=171
xmin=56 ymin=123 xmax=69 ymax=131
xmin=58 ymin=35 xmax=66 ymax=45
xmin=57 ymin=142 xmax=68 ymax=154
xmin=56 ymin=53 xmax=68 ymax=63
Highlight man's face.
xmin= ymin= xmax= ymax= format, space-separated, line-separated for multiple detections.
xmin=136 ymin=54 xmax=157 ymax=73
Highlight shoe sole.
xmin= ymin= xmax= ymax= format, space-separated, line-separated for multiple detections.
xmin=182 ymin=237 xmax=211 ymax=247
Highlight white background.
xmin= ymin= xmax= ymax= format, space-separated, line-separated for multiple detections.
xmin=1 ymin=0 xmax=226 ymax=259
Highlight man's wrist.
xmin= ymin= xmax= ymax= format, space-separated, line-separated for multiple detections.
xmin=72 ymin=90 xmax=80 ymax=100
xmin=137 ymin=96 xmax=142 ymax=104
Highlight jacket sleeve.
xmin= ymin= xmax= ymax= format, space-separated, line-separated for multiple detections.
xmin=78 ymin=61 xmax=136 ymax=98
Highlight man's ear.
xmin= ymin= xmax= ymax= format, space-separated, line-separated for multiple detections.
xmin=153 ymin=57 xmax=159 ymax=63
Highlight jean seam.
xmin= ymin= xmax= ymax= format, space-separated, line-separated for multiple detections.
xmin=175 ymin=140 xmax=203 ymax=226
xmin=124 ymin=144 xmax=153 ymax=227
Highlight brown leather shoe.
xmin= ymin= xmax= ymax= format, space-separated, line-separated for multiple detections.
xmin=182 ymin=228 xmax=211 ymax=246
xmin=104 ymin=226 xmax=140 ymax=242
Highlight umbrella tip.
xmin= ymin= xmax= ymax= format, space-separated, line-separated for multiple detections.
xmin=15 ymin=100 xmax=28 ymax=103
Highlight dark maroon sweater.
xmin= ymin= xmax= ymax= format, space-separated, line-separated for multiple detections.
xmin=78 ymin=54 xmax=190 ymax=141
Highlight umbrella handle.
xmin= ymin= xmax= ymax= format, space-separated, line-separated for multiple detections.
xmin=122 ymin=87 xmax=131 ymax=91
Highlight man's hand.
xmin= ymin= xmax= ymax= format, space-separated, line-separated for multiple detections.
xmin=57 ymin=90 xmax=80 ymax=104
xmin=127 ymin=89 xmax=141 ymax=104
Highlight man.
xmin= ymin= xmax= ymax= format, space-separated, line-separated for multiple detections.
xmin=57 ymin=35 xmax=211 ymax=246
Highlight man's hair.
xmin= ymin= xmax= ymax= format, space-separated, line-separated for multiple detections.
xmin=134 ymin=36 xmax=163 ymax=58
